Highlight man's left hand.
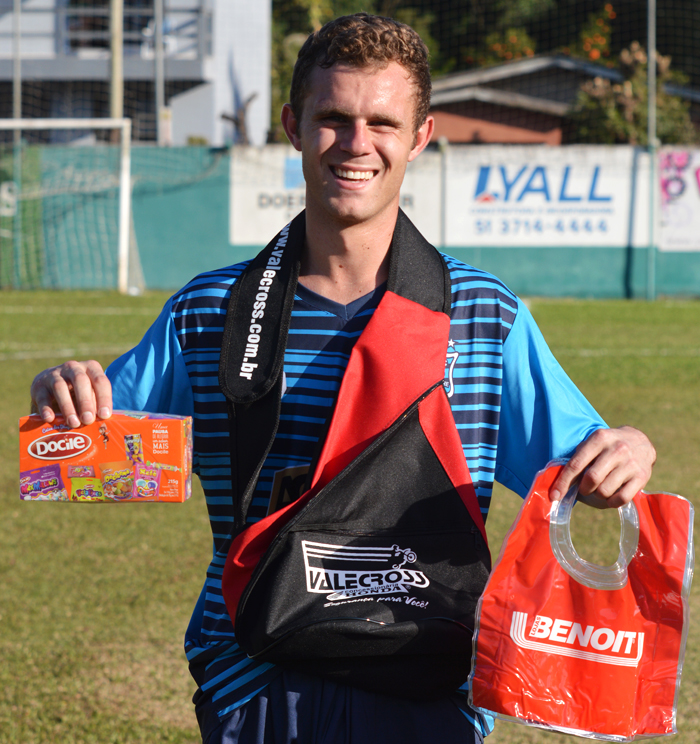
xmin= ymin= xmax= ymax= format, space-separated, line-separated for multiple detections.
xmin=550 ymin=426 xmax=656 ymax=508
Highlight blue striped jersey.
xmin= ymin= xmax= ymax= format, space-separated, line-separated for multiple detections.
xmin=107 ymin=253 xmax=604 ymax=739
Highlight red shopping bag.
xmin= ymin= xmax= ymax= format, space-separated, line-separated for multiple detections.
xmin=470 ymin=462 xmax=694 ymax=741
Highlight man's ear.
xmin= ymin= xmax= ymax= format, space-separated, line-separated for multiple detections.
xmin=408 ymin=115 xmax=435 ymax=162
xmin=281 ymin=104 xmax=303 ymax=151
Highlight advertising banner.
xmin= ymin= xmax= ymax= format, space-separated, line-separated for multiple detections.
xmin=230 ymin=145 xmax=700 ymax=253
xmin=659 ymin=148 xmax=700 ymax=252
xmin=444 ymin=146 xmax=635 ymax=248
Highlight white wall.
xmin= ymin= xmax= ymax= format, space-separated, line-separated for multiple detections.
xmin=205 ymin=0 xmax=271 ymax=147
xmin=170 ymin=82 xmax=215 ymax=145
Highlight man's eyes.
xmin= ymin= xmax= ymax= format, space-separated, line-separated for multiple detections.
xmin=318 ymin=116 xmax=397 ymax=129
xmin=319 ymin=114 xmax=347 ymax=124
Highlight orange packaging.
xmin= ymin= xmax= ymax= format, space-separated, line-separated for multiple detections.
xmin=469 ymin=461 xmax=694 ymax=741
xmin=19 ymin=411 xmax=193 ymax=503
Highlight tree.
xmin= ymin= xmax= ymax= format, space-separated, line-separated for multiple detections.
xmin=570 ymin=41 xmax=697 ymax=145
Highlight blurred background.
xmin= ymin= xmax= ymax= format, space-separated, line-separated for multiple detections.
xmin=0 ymin=1 xmax=699 ymax=299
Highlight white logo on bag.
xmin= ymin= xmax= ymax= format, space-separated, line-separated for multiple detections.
xmin=510 ymin=612 xmax=644 ymax=667
xmin=301 ymin=541 xmax=429 ymax=602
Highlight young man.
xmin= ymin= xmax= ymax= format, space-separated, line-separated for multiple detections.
xmin=31 ymin=14 xmax=655 ymax=744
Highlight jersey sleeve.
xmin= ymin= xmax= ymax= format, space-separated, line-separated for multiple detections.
xmin=106 ymin=296 xmax=194 ymax=417
xmin=495 ymin=298 xmax=606 ymax=497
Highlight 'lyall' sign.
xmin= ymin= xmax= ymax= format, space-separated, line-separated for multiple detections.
xmin=474 ymin=165 xmax=612 ymax=203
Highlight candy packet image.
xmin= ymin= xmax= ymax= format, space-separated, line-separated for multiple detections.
xmin=20 ymin=464 xmax=68 ymax=501
xmin=147 ymin=460 xmax=179 ymax=472
xmin=124 ymin=434 xmax=144 ymax=464
xmin=71 ymin=477 xmax=105 ymax=502
xmin=99 ymin=461 xmax=134 ymax=501
xmin=67 ymin=465 xmax=95 ymax=478
xmin=132 ymin=464 xmax=161 ymax=501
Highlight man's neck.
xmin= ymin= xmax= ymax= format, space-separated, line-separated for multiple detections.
xmin=298 ymin=204 xmax=397 ymax=305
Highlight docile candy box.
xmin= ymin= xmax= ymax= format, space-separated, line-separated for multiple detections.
xmin=19 ymin=411 xmax=193 ymax=503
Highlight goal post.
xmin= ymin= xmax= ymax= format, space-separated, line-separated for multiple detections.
xmin=0 ymin=118 xmax=139 ymax=294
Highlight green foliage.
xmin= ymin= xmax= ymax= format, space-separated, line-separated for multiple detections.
xmin=478 ymin=27 xmax=538 ymax=66
xmin=460 ymin=0 xmax=554 ymax=67
xmin=571 ymin=41 xmax=698 ymax=145
xmin=563 ymin=3 xmax=615 ymax=62
xmin=496 ymin=0 xmax=556 ymax=28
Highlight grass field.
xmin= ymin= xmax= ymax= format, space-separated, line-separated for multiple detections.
xmin=1 ymin=291 xmax=698 ymax=744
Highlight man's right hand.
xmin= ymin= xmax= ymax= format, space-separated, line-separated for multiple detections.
xmin=30 ymin=360 xmax=112 ymax=428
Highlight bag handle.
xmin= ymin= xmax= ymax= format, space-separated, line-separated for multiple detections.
xmin=549 ymin=485 xmax=639 ymax=590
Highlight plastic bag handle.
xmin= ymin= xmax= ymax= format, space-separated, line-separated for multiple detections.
xmin=549 ymin=485 xmax=639 ymax=590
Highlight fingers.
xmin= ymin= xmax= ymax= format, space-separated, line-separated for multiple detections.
xmin=87 ymin=362 xmax=113 ymax=421
xmin=550 ymin=430 xmax=607 ymax=502
xmin=76 ymin=361 xmax=113 ymax=424
xmin=30 ymin=361 xmax=112 ymax=428
xmin=550 ymin=426 xmax=656 ymax=509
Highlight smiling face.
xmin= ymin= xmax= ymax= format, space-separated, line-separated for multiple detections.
xmin=281 ymin=61 xmax=433 ymax=231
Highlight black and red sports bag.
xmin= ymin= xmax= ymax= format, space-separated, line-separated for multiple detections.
xmin=218 ymin=211 xmax=491 ymax=700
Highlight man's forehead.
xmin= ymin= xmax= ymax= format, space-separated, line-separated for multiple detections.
xmin=304 ymin=61 xmax=418 ymax=115
xmin=306 ymin=60 xmax=414 ymax=93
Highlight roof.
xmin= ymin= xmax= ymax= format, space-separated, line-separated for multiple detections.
xmin=432 ymin=55 xmax=623 ymax=94
xmin=430 ymin=85 xmax=569 ymax=116
xmin=431 ymin=53 xmax=700 ymax=116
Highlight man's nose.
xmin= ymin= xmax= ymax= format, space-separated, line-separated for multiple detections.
xmin=339 ymin=121 xmax=370 ymax=155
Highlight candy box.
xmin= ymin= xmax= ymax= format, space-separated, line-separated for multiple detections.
xmin=19 ymin=411 xmax=193 ymax=503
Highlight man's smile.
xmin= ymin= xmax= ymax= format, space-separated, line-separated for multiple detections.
xmin=330 ymin=166 xmax=376 ymax=181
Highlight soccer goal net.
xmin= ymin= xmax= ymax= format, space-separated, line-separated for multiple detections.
xmin=0 ymin=118 xmax=142 ymax=294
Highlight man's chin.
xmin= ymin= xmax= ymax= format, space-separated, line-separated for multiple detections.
xmin=322 ymin=198 xmax=396 ymax=228
xmin=332 ymin=210 xmax=369 ymax=226
xmin=321 ymin=203 xmax=370 ymax=226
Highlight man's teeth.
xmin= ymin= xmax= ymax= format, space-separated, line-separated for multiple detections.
xmin=333 ymin=168 xmax=374 ymax=181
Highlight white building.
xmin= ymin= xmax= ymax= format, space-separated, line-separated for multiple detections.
xmin=0 ymin=0 xmax=271 ymax=146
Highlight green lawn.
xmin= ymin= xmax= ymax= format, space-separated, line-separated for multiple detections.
xmin=1 ymin=291 xmax=698 ymax=743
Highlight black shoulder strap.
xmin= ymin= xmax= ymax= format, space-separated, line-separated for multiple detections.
xmin=219 ymin=212 xmax=303 ymax=533
xmin=218 ymin=209 xmax=450 ymax=535
xmin=388 ymin=209 xmax=451 ymax=316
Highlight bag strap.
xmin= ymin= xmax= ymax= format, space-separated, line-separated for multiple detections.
xmin=218 ymin=209 xmax=451 ymax=535
xmin=218 ymin=212 xmax=303 ymax=533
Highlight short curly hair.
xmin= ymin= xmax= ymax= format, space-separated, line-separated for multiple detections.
xmin=290 ymin=13 xmax=431 ymax=133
